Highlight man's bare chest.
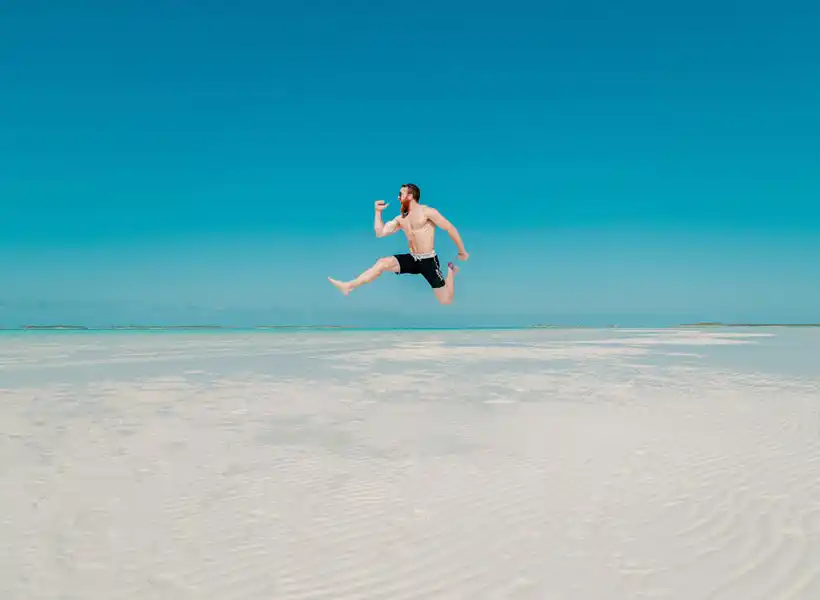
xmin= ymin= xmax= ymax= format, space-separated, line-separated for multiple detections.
xmin=404 ymin=214 xmax=433 ymax=232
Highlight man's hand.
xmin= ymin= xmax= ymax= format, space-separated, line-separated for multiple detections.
xmin=458 ymin=251 xmax=469 ymax=261
xmin=374 ymin=201 xmax=390 ymax=237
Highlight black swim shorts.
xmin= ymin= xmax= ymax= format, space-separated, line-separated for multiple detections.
xmin=394 ymin=253 xmax=446 ymax=289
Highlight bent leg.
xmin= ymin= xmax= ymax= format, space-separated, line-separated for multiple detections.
xmin=433 ymin=262 xmax=458 ymax=305
xmin=329 ymin=256 xmax=400 ymax=296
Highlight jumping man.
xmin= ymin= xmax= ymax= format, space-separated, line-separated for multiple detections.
xmin=328 ymin=183 xmax=469 ymax=305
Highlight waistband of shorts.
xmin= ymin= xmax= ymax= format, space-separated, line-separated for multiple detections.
xmin=411 ymin=251 xmax=437 ymax=260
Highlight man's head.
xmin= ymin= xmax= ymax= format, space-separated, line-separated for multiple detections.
xmin=399 ymin=183 xmax=420 ymax=215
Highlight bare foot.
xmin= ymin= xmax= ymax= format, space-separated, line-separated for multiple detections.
xmin=328 ymin=277 xmax=352 ymax=296
xmin=447 ymin=262 xmax=460 ymax=275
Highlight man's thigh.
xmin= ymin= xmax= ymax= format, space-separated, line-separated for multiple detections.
xmin=420 ymin=258 xmax=446 ymax=289
xmin=393 ymin=253 xmax=419 ymax=275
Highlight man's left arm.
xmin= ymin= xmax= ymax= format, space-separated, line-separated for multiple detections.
xmin=428 ymin=208 xmax=469 ymax=259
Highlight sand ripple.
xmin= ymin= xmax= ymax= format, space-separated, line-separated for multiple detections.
xmin=1 ymin=328 xmax=819 ymax=599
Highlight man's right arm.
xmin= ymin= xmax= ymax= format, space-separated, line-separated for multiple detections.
xmin=374 ymin=200 xmax=399 ymax=237
xmin=374 ymin=210 xmax=386 ymax=237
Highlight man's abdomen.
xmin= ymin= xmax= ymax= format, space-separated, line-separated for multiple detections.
xmin=408 ymin=230 xmax=436 ymax=254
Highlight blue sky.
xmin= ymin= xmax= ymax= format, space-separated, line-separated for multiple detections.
xmin=2 ymin=0 xmax=818 ymax=327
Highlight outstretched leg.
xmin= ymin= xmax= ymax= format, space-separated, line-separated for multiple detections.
xmin=433 ymin=262 xmax=459 ymax=305
xmin=328 ymin=256 xmax=400 ymax=296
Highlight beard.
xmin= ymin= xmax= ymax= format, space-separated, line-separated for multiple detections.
xmin=400 ymin=199 xmax=411 ymax=216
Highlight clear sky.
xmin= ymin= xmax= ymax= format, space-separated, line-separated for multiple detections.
xmin=2 ymin=0 xmax=818 ymax=327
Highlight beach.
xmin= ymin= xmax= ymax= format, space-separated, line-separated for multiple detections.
xmin=2 ymin=327 xmax=819 ymax=599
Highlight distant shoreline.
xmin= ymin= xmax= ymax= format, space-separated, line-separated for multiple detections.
xmin=678 ymin=323 xmax=820 ymax=328
xmin=10 ymin=325 xmax=355 ymax=331
xmin=2 ymin=323 xmax=818 ymax=332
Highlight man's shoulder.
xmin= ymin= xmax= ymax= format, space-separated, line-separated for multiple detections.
xmin=420 ymin=204 xmax=439 ymax=216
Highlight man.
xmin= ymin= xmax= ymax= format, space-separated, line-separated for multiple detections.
xmin=328 ymin=183 xmax=469 ymax=305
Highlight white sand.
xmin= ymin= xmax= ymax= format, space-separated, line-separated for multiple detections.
xmin=2 ymin=328 xmax=819 ymax=599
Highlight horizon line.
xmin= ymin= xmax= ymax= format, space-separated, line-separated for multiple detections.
xmin=2 ymin=322 xmax=820 ymax=332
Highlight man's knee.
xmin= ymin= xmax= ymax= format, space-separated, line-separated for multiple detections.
xmin=376 ymin=256 xmax=398 ymax=273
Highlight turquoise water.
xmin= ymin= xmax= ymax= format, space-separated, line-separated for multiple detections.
xmin=0 ymin=325 xmax=572 ymax=336
xmin=6 ymin=325 xmax=816 ymax=334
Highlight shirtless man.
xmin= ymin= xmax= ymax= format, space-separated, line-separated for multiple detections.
xmin=328 ymin=183 xmax=469 ymax=305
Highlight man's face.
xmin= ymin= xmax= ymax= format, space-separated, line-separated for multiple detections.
xmin=398 ymin=187 xmax=413 ymax=215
